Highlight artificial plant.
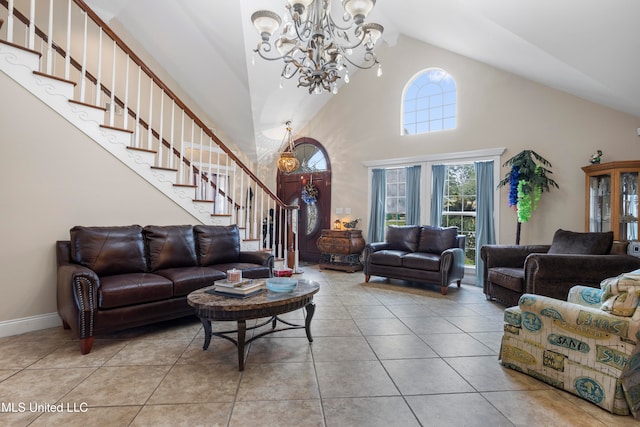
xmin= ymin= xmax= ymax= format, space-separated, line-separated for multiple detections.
xmin=498 ymin=150 xmax=559 ymax=244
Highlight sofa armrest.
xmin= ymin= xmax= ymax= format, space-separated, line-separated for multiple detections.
xmin=480 ymin=244 xmax=550 ymax=269
xmin=57 ymin=262 xmax=100 ymax=339
xmin=518 ymin=293 xmax=640 ymax=340
xmin=363 ymin=242 xmax=392 ymax=260
xmin=239 ymin=251 xmax=274 ymax=269
xmin=524 ymin=254 xmax=640 ymax=301
xmin=440 ymin=247 xmax=465 ymax=285
xmin=365 ymin=242 xmax=392 ymax=253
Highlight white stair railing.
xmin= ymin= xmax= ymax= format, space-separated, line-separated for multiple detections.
xmin=0 ymin=0 xmax=299 ymax=266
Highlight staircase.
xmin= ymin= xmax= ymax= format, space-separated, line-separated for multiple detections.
xmin=0 ymin=0 xmax=297 ymax=265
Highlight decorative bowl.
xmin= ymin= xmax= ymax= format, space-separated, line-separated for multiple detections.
xmin=266 ymin=278 xmax=297 ymax=293
xmin=273 ymin=268 xmax=293 ymax=277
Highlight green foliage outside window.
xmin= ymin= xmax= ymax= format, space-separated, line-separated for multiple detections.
xmin=442 ymin=164 xmax=476 ymax=265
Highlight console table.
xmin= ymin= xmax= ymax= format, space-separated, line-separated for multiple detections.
xmin=316 ymin=229 xmax=365 ymax=272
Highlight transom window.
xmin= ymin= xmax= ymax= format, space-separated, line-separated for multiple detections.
xmin=402 ymin=68 xmax=457 ymax=135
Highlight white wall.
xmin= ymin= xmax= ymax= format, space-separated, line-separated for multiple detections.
xmin=0 ymin=71 xmax=198 ymax=331
xmin=3 ymin=32 xmax=640 ymax=334
xmin=301 ymin=35 xmax=640 ymax=245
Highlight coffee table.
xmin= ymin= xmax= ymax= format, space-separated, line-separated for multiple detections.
xmin=187 ymin=279 xmax=320 ymax=371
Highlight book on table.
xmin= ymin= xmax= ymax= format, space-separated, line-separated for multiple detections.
xmin=213 ymin=279 xmax=265 ymax=295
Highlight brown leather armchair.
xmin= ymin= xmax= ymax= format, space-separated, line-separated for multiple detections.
xmin=481 ymin=229 xmax=640 ymax=306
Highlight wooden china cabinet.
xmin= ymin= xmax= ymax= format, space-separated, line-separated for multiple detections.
xmin=582 ymin=161 xmax=640 ymax=241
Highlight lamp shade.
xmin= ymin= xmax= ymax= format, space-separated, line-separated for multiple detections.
xmin=343 ymin=0 xmax=375 ymax=23
xmin=276 ymin=37 xmax=298 ymax=56
xmin=251 ymin=11 xmax=282 ymax=40
xmin=277 ymin=152 xmax=300 ymax=174
xmin=361 ymin=23 xmax=383 ymax=47
xmin=288 ymin=0 xmax=314 ymax=9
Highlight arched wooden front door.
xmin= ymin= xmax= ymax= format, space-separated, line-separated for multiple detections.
xmin=277 ymin=138 xmax=331 ymax=263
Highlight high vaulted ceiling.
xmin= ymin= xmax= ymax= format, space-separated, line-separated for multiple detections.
xmin=85 ymin=0 xmax=640 ymax=164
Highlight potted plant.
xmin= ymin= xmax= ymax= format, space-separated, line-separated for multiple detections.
xmin=498 ymin=150 xmax=559 ymax=244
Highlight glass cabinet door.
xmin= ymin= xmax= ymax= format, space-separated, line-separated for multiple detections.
xmin=589 ymin=175 xmax=611 ymax=233
xmin=620 ymin=172 xmax=639 ymax=240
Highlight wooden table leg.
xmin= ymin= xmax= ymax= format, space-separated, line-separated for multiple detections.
xmin=237 ymin=320 xmax=247 ymax=371
xmin=304 ymin=301 xmax=316 ymax=342
xmin=201 ymin=318 xmax=212 ymax=350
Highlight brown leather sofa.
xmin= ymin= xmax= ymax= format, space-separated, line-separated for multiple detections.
xmin=481 ymin=229 xmax=640 ymax=306
xmin=57 ymin=224 xmax=273 ymax=354
xmin=363 ymin=225 xmax=466 ymax=295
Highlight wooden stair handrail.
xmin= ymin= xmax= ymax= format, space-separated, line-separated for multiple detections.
xmin=72 ymin=0 xmax=285 ymax=208
xmin=1 ymin=0 xmax=289 ymax=213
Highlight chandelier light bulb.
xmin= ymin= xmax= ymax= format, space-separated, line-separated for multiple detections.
xmin=377 ymin=64 xmax=382 ymax=77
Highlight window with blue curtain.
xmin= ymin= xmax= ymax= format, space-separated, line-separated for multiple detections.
xmin=405 ymin=165 xmax=421 ymax=225
xmin=367 ymin=168 xmax=386 ymax=243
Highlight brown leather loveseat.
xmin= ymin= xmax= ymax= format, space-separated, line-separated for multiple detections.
xmin=57 ymin=224 xmax=273 ymax=354
xmin=363 ymin=225 xmax=466 ymax=295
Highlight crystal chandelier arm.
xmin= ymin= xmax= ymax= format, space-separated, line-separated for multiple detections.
xmin=339 ymin=49 xmax=378 ymax=70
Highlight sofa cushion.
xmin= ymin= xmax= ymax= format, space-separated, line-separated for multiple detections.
xmin=418 ymin=226 xmax=458 ymax=254
xmin=144 ymin=225 xmax=197 ymax=271
xmin=402 ymin=252 xmax=441 ymax=271
xmin=488 ymin=267 xmax=524 ymax=292
xmin=70 ymin=225 xmax=147 ymax=276
xmin=368 ymin=250 xmax=406 ymax=267
xmin=194 ymin=225 xmax=241 ymax=266
xmin=98 ymin=273 xmax=173 ymax=309
xmin=154 ymin=266 xmax=226 ymax=297
xmin=547 ymin=229 xmax=613 ymax=255
xmin=385 ymin=226 xmax=421 ymax=252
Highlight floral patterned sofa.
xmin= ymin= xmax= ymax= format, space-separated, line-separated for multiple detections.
xmin=500 ymin=270 xmax=640 ymax=417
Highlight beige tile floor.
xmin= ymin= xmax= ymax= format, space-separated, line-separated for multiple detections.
xmin=0 ymin=265 xmax=638 ymax=426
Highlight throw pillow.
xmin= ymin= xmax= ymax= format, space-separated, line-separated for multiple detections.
xmin=385 ymin=225 xmax=421 ymax=252
xmin=600 ymin=270 xmax=640 ymax=316
xmin=547 ymin=229 xmax=613 ymax=255
xmin=144 ymin=225 xmax=197 ymax=271
xmin=194 ymin=224 xmax=241 ymax=266
xmin=70 ymin=225 xmax=147 ymax=276
xmin=418 ymin=226 xmax=458 ymax=254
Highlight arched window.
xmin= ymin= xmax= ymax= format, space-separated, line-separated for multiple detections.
xmin=402 ymin=68 xmax=457 ymax=135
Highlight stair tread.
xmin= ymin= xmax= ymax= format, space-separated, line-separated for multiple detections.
xmin=150 ymin=166 xmax=178 ymax=172
xmin=100 ymin=124 xmax=133 ymax=134
xmin=127 ymin=146 xmax=156 ymax=154
xmin=193 ymin=199 xmax=214 ymax=203
xmin=33 ymin=71 xmax=77 ymax=87
xmin=174 ymin=184 xmax=197 ymax=188
xmin=69 ymin=99 xmax=106 ymax=111
xmin=0 ymin=39 xmax=41 ymax=57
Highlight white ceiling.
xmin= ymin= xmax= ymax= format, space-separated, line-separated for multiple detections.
xmin=85 ymin=0 xmax=640 ymax=163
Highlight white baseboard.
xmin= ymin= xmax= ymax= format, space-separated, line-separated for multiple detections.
xmin=0 ymin=313 xmax=62 ymax=338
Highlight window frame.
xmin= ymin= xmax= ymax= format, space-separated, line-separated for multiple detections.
xmin=401 ymin=68 xmax=457 ymax=136
xmin=364 ymin=148 xmax=506 ymax=283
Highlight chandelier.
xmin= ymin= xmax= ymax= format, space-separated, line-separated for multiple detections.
xmin=251 ymin=0 xmax=384 ymax=94
xmin=277 ymin=121 xmax=300 ymax=173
